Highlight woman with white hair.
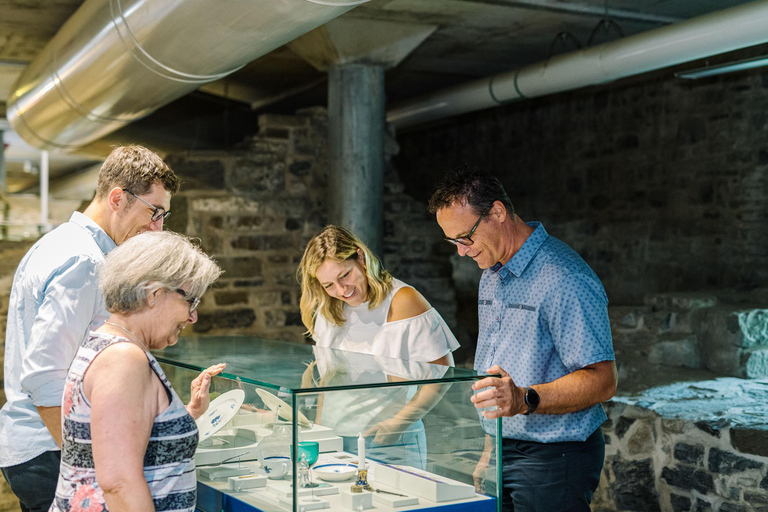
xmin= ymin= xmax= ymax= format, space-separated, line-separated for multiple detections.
xmin=50 ymin=231 xmax=223 ymax=512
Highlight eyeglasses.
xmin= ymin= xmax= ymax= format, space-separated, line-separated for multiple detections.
xmin=444 ymin=211 xmax=487 ymax=246
xmin=174 ymin=288 xmax=200 ymax=313
xmin=122 ymin=189 xmax=171 ymax=222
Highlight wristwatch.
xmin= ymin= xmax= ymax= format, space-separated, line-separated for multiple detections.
xmin=522 ymin=387 xmax=540 ymax=415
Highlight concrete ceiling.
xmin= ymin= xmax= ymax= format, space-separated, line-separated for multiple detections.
xmin=0 ymin=0 xmax=760 ymax=193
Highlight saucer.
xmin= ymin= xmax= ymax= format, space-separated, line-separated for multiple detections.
xmin=313 ymin=463 xmax=357 ymax=482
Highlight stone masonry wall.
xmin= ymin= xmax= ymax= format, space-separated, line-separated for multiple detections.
xmin=0 ymin=241 xmax=35 ymax=512
xmin=395 ymin=68 xmax=768 ymax=305
xmin=610 ymin=291 xmax=768 ymax=390
xmin=596 ymin=395 xmax=768 ymax=512
xmin=165 ymin=108 xmax=461 ymax=355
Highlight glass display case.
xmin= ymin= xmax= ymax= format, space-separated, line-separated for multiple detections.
xmin=155 ymin=336 xmax=501 ymax=512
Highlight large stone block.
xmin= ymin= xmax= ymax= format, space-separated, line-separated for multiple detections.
xmin=745 ymin=349 xmax=768 ymax=378
xmin=695 ymin=307 xmax=768 ymax=377
xmin=729 ymin=428 xmax=768 ymax=458
xmin=612 ymin=457 xmax=661 ymax=512
xmin=228 ymin=159 xmax=286 ymax=195
xmin=661 ymin=465 xmax=715 ymax=494
xmin=675 ymin=442 xmax=705 ymax=466
xmin=193 ymin=308 xmax=256 ymax=332
xmin=648 ymin=335 xmax=701 ymax=368
xmin=216 ymin=257 xmax=263 ymax=279
xmin=708 ymin=447 xmax=762 ymax=475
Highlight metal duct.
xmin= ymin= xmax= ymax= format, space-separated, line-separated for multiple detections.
xmin=8 ymin=0 xmax=368 ymax=150
xmin=387 ymin=0 xmax=768 ymax=129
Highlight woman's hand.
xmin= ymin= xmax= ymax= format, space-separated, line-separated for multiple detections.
xmin=186 ymin=363 xmax=226 ymax=420
xmin=364 ymin=417 xmax=408 ymax=446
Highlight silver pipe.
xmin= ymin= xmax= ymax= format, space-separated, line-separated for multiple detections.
xmin=388 ymin=0 xmax=768 ymax=129
xmin=8 ymin=0 xmax=368 ymax=150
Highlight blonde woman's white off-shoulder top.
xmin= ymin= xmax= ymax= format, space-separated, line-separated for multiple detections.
xmin=313 ymin=278 xmax=459 ymax=364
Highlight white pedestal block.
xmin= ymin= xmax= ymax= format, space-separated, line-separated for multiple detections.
xmin=229 ymin=474 xmax=267 ymax=491
xmin=375 ymin=464 xmax=475 ymax=502
xmin=266 ymin=482 xmax=339 ymax=498
xmin=278 ymin=496 xmax=329 ymax=510
xmin=340 ymin=490 xmax=373 ymax=510
xmin=372 ymin=492 xmax=419 ymax=508
xmin=198 ymin=466 xmax=251 ymax=480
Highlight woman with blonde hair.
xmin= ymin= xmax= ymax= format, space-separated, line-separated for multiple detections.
xmin=298 ymin=225 xmax=459 ymax=468
xmin=299 ymin=225 xmax=458 ymax=364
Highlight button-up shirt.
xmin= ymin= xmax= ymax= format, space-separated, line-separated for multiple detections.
xmin=0 ymin=212 xmax=116 ymax=466
xmin=475 ymin=222 xmax=614 ymax=443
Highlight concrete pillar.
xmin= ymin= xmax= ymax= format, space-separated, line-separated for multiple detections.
xmin=328 ymin=63 xmax=385 ymax=257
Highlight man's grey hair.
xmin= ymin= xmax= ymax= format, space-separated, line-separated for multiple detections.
xmin=100 ymin=231 xmax=222 ymax=313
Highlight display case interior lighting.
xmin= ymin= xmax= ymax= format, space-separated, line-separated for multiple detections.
xmin=676 ymin=55 xmax=768 ymax=79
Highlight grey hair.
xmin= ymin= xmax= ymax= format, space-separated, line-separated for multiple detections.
xmin=99 ymin=231 xmax=223 ymax=314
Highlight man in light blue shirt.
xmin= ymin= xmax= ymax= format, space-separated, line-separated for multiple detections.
xmin=430 ymin=168 xmax=617 ymax=512
xmin=0 ymin=145 xmax=180 ymax=512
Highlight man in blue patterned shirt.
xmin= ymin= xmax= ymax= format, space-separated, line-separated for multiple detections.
xmin=429 ymin=168 xmax=617 ymax=512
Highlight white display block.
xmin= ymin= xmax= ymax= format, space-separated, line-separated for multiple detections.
xmin=278 ymin=496 xmax=329 ymax=511
xmin=374 ymin=464 xmax=475 ymax=503
xmin=228 ymin=474 xmax=267 ymax=491
xmin=372 ymin=492 xmax=419 ymax=508
xmin=340 ymin=490 xmax=373 ymax=510
xmin=198 ymin=466 xmax=251 ymax=480
xmin=266 ymin=482 xmax=340 ymax=498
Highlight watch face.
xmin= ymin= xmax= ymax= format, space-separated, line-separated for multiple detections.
xmin=525 ymin=387 xmax=540 ymax=414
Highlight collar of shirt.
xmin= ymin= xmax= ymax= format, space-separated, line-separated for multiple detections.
xmin=492 ymin=221 xmax=548 ymax=281
xmin=69 ymin=211 xmax=117 ymax=255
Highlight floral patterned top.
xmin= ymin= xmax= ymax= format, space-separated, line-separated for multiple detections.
xmin=50 ymin=333 xmax=198 ymax=512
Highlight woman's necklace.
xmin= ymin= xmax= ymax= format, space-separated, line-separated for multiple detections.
xmin=103 ymin=321 xmax=148 ymax=351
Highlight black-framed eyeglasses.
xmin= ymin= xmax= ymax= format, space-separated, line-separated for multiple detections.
xmin=444 ymin=211 xmax=487 ymax=246
xmin=122 ymin=189 xmax=171 ymax=222
xmin=174 ymin=288 xmax=200 ymax=313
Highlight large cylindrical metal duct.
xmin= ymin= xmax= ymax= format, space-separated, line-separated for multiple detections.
xmin=387 ymin=0 xmax=768 ymax=129
xmin=8 ymin=0 xmax=368 ymax=150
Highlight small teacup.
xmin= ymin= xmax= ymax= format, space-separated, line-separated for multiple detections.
xmin=262 ymin=456 xmax=290 ymax=479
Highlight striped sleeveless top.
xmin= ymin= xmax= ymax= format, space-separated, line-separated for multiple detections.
xmin=51 ymin=333 xmax=198 ymax=512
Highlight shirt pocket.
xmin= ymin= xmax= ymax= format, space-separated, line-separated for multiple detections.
xmin=478 ymin=299 xmax=495 ymax=336
xmin=503 ymin=302 xmax=540 ymax=348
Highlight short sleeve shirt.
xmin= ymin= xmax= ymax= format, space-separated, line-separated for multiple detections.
xmin=475 ymin=222 xmax=615 ymax=443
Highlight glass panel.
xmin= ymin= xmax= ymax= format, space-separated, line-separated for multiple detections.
xmin=158 ymin=337 xmax=501 ymax=512
xmin=155 ymin=336 xmax=484 ymax=391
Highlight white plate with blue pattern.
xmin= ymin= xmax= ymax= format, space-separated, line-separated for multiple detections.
xmin=196 ymin=389 xmax=245 ymax=441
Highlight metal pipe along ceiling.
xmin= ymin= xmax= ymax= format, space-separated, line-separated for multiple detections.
xmin=387 ymin=0 xmax=768 ymax=129
xmin=7 ymin=0 xmax=369 ymax=151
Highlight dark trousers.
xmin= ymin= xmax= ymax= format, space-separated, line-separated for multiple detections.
xmin=498 ymin=428 xmax=605 ymax=512
xmin=1 ymin=450 xmax=61 ymax=512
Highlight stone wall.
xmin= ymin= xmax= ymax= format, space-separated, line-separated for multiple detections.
xmin=165 ymin=108 xmax=462 ymax=356
xmin=596 ymin=383 xmax=768 ymax=512
xmin=0 ymin=241 xmax=34 ymax=512
xmin=395 ymin=68 xmax=768 ymax=305
xmin=611 ymin=291 xmax=768 ymax=391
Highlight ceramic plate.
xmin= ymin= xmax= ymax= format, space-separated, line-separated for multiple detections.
xmin=196 ymin=389 xmax=245 ymax=441
xmin=313 ymin=463 xmax=357 ymax=482
xmin=255 ymin=389 xmax=311 ymax=428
